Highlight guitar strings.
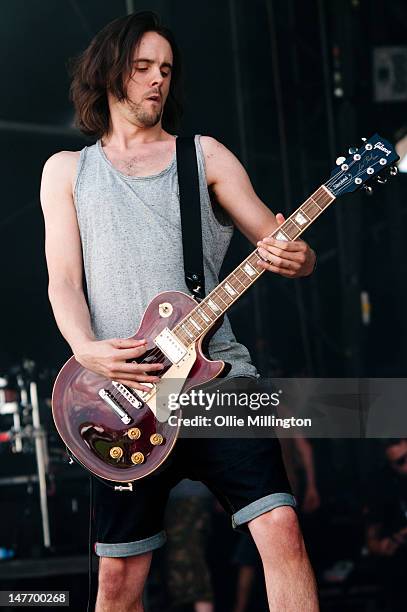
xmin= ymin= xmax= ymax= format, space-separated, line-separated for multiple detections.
xmin=129 ymin=148 xmax=383 ymax=382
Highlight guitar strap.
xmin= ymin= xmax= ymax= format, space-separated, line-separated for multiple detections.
xmin=176 ymin=136 xmax=206 ymax=302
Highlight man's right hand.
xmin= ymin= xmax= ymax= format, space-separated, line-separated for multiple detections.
xmin=74 ymin=337 xmax=164 ymax=391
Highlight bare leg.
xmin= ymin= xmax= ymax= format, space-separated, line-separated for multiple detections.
xmin=233 ymin=566 xmax=255 ymax=612
xmin=95 ymin=554 xmax=152 ymax=612
xmin=249 ymin=507 xmax=319 ymax=611
xmin=194 ymin=602 xmax=214 ymax=612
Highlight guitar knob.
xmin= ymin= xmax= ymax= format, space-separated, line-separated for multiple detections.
xmin=127 ymin=427 xmax=141 ymax=440
xmin=150 ymin=433 xmax=164 ymax=445
xmin=363 ymin=185 xmax=374 ymax=196
xmin=131 ymin=452 xmax=145 ymax=464
xmin=110 ymin=446 xmax=123 ymax=460
xmin=390 ymin=166 xmax=398 ymax=176
xmin=336 ymin=156 xmax=346 ymax=166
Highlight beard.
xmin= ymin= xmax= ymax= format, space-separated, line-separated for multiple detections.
xmin=126 ymin=97 xmax=163 ymax=127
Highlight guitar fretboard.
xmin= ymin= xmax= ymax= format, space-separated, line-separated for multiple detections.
xmin=173 ymin=185 xmax=334 ymax=347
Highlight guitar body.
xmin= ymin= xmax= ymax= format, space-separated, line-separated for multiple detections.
xmin=52 ymin=291 xmax=225 ymax=483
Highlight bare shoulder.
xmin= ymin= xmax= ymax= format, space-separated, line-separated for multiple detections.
xmin=199 ymin=136 xmax=246 ymax=186
xmin=41 ymin=150 xmax=81 ymax=196
xmin=199 ymin=135 xmax=231 ymax=161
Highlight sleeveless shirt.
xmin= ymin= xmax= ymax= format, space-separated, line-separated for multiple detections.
xmin=73 ymin=134 xmax=258 ymax=380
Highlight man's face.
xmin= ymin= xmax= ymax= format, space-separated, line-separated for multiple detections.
xmin=117 ymin=31 xmax=173 ymax=129
xmin=386 ymin=440 xmax=407 ymax=476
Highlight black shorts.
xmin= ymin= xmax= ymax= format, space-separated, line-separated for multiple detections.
xmin=93 ymin=377 xmax=296 ymax=557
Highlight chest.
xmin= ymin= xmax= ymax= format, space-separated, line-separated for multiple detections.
xmin=103 ymin=143 xmax=175 ymax=177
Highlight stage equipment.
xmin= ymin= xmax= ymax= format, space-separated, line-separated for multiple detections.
xmin=0 ymin=365 xmax=51 ymax=548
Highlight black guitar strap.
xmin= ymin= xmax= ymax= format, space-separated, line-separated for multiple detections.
xmin=176 ymin=136 xmax=206 ymax=302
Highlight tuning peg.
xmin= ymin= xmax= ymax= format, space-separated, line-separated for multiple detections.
xmin=376 ymin=175 xmax=388 ymax=184
xmin=363 ymin=185 xmax=374 ymax=196
xmin=348 ymin=146 xmax=358 ymax=155
xmin=336 ymin=156 xmax=346 ymax=165
xmin=361 ymin=137 xmax=367 ymax=142
xmin=389 ymin=166 xmax=398 ymax=176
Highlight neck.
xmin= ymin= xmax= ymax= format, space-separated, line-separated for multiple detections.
xmin=172 ymin=185 xmax=335 ymax=347
xmin=102 ymin=123 xmax=168 ymax=149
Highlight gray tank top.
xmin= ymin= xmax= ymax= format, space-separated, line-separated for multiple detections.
xmin=74 ymin=135 xmax=258 ymax=379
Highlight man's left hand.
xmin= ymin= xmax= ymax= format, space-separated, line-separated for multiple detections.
xmin=256 ymin=213 xmax=316 ymax=278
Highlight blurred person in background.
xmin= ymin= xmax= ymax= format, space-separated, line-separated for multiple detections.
xmin=365 ymin=438 xmax=407 ymax=612
xmin=163 ymin=480 xmax=214 ymax=612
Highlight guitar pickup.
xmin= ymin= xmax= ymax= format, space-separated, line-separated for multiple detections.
xmin=154 ymin=327 xmax=188 ymax=364
xmin=98 ymin=389 xmax=132 ymax=425
xmin=112 ymin=382 xmax=143 ymax=409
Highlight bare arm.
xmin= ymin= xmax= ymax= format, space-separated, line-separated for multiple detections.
xmin=201 ymin=136 xmax=316 ymax=278
xmin=40 ymin=152 xmax=94 ymax=352
xmin=40 ymin=152 xmax=163 ymax=389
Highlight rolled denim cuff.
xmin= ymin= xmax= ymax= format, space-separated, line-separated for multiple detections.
xmin=232 ymin=492 xmax=297 ymax=528
xmin=95 ymin=530 xmax=167 ymax=557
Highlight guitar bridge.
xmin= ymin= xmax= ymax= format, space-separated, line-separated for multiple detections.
xmin=98 ymin=389 xmax=132 ymax=424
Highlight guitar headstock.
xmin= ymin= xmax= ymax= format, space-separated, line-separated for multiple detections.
xmin=325 ymin=134 xmax=399 ymax=197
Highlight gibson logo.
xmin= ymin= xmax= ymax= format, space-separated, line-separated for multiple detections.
xmin=332 ymin=173 xmax=351 ymax=191
xmin=374 ymin=142 xmax=391 ymax=156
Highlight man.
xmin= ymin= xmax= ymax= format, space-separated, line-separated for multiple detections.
xmin=40 ymin=11 xmax=318 ymax=612
xmin=365 ymin=439 xmax=407 ymax=612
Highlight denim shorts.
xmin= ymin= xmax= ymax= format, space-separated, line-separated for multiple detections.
xmin=93 ymin=378 xmax=296 ymax=558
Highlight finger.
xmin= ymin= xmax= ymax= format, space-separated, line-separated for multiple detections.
xmin=275 ymin=212 xmax=286 ymax=225
xmin=111 ymin=337 xmax=147 ymax=349
xmin=258 ymin=242 xmax=307 ymax=263
xmin=111 ymin=345 xmax=151 ymax=361
xmin=256 ymin=259 xmax=297 ymax=277
xmin=111 ymin=370 xmax=162 ymax=383
xmin=258 ymin=237 xmax=308 ymax=252
xmin=113 ymin=379 xmax=154 ymax=393
xmin=257 ymin=249 xmax=302 ymax=272
xmin=112 ymin=362 xmax=164 ymax=374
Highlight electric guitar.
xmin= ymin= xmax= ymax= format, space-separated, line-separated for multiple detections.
xmin=52 ymin=134 xmax=399 ymax=484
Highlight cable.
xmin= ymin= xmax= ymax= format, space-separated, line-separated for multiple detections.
xmin=86 ymin=475 xmax=94 ymax=612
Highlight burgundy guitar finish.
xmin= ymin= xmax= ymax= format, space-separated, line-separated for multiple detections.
xmin=52 ymin=291 xmax=224 ymax=483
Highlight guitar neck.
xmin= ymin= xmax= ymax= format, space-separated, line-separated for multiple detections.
xmin=173 ymin=184 xmax=335 ymax=346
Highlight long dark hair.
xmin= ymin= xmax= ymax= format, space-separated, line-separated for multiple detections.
xmin=69 ymin=11 xmax=183 ymax=138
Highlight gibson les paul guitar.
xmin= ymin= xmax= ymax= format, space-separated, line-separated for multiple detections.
xmin=52 ymin=134 xmax=399 ymax=484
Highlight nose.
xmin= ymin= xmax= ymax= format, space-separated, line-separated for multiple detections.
xmin=150 ymin=66 xmax=164 ymax=89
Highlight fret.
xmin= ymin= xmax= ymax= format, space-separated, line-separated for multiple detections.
xmin=189 ymin=316 xmax=202 ymax=331
xmin=242 ymin=262 xmax=259 ymax=278
xmin=230 ymin=272 xmax=246 ymax=289
xmin=213 ymin=290 xmax=230 ymax=307
xmin=310 ymin=195 xmax=323 ymax=210
xmin=223 ymin=281 xmax=238 ymax=297
xmin=175 ymin=328 xmax=190 ymax=345
xmin=302 ymin=199 xmax=321 ymax=219
xmin=274 ymin=230 xmax=289 ymax=241
xmin=181 ymin=323 xmax=195 ymax=340
xmin=293 ymin=209 xmax=311 ymax=228
xmin=207 ymin=298 xmax=222 ymax=314
xmin=280 ymin=219 xmax=300 ymax=240
xmin=192 ymin=310 xmax=207 ymax=328
xmin=185 ymin=319 xmax=198 ymax=335
xmin=247 ymin=256 xmax=264 ymax=275
xmin=196 ymin=306 xmax=212 ymax=324
xmin=316 ymin=187 xmax=332 ymax=208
